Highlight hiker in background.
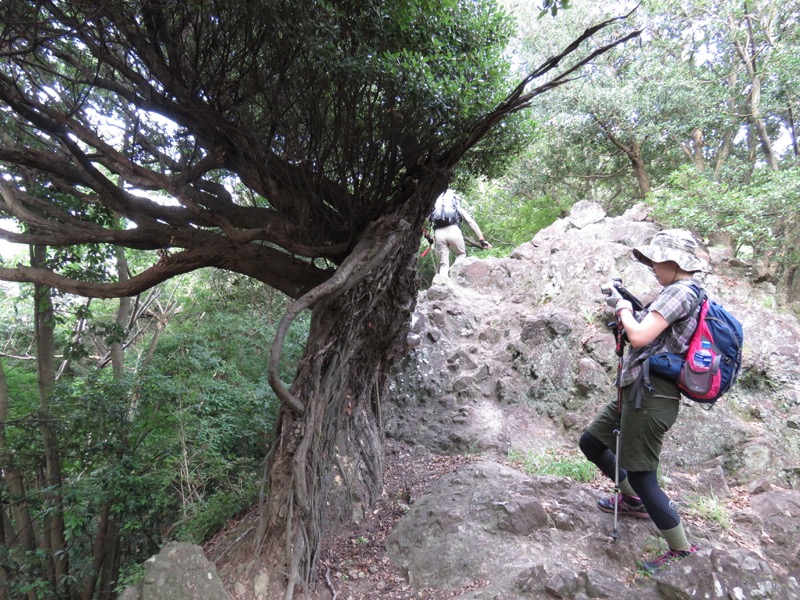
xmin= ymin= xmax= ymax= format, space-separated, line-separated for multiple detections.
xmin=578 ymin=229 xmax=705 ymax=574
xmin=428 ymin=188 xmax=491 ymax=285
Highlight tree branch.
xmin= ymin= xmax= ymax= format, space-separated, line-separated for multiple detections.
xmin=0 ymin=238 xmax=333 ymax=299
xmin=442 ymin=10 xmax=642 ymax=169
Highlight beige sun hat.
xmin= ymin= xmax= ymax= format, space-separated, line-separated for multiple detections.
xmin=632 ymin=229 xmax=706 ymax=273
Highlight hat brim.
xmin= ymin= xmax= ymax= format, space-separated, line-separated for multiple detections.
xmin=633 ymin=245 xmax=706 ymax=273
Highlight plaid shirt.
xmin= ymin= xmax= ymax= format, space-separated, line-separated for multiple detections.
xmin=620 ymin=281 xmax=701 ymax=386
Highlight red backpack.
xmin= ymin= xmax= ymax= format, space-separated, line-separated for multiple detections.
xmin=648 ymin=284 xmax=744 ymax=405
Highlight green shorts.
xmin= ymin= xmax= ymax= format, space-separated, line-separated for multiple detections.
xmin=586 ymin=374 xmax=681 ymax=472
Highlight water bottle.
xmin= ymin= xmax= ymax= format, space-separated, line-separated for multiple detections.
xmin=682 ymin=340 xmax=714 ymax=394
xmin=692 ymin=340 xmax=713 ymax=371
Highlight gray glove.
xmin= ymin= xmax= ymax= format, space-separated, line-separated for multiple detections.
xmin=603 ymin=284 xmax=633 ymax=315
xmin=603 ymin=285 xmax=623 ymax=309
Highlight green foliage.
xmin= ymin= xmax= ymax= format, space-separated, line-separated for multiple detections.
xmin=1 ymin=362 xmax=40 ymax=471
xmin=47 ymin=373 xmax=181 ymax=576
xmin=133 ymin=273 xmax=307 ymax=541
xmin=46 ymin=244 xmax=118 ymax=284
xmin=174 ymin=481 xmax=259 ymax=544
xmin=507 ymin=447 xmax=597 ymax=483
xmin=0 ymin=0 xmax=531 ymax=306
xmin=0 ymin=267 xmax=307 ymax=596
xmin=647 ymin=166 xmax=800 ymax=263
xmin=539 ymin=0 xmax=571 ymax=18
xmin=189 ymin=0 xmax=524 ymax=181
xmin=116 ymin=562 xmax=147 ymax=595
xmin=3 ymin=362 xmax=38 ymax=409
xmin=351 ymin=0 xmax=528 ymax=179
xmin=9 ymin=183 xmax=119 ymax=283
xmin=504 ymin=0 xmax=800 ymax=220
xmin=469 ymin=180 xmax=565 ymax=251
xmin=3 ymin=549 xmax=52 ymax=599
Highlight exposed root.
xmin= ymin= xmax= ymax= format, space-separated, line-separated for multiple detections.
xmin=267 ymin=215 xmax=408 ymax=417
xmin=259 ymin=214 xmax=415 ymax=599
xmin=324 ymin=567 xmax=338 ymax=600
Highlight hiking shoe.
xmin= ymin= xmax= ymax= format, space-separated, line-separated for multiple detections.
xmin=596 ymin=493 xmax=649 ymax=519
xmin=640 ymin=545 xmax=699 ymax=574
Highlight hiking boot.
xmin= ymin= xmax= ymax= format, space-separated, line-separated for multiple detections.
xmin=640 ymin=545 xmax=699 ymax=574
xmin=596 ymin=493 xmax=649 ymax=519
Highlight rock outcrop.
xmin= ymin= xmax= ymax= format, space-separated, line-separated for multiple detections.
xmin=385 ymin=202 xmax=800 ymax=598
xmin=119 ymin=542 xmax=232 ymax=600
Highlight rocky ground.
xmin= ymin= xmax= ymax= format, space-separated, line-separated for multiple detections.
xmin=206 ymin=433 xmax=796 ymax=600
xmin=306 ymin=441 xmax=482 ymax=600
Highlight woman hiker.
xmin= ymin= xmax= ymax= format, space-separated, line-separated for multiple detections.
xmin=579 ymin=229 xmax=703 ymax=574
xmin=426 ymin=188 xmax=491 ymax=285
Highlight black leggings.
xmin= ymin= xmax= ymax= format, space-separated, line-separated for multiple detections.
xmin=579 ymin=431 xmax=680 ymax=530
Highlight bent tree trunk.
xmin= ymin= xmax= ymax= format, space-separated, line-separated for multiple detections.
xmin=257 ymin=207 xmax=427 ymax=598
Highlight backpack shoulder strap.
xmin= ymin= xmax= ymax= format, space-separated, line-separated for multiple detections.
xmin=672 ymin=280 xmax=706 ymax=322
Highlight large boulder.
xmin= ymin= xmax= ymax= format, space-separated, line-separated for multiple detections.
xmin=119 ymin=542 xmax=232 ymax=600
xmin=388 ymin=201 xmax=800 ymax=486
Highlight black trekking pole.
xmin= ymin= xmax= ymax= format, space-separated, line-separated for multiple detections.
xmin=601 ymin=278 xmax=638 ymax=542
xmin=610 ymin=317 xmax=625 ymax=542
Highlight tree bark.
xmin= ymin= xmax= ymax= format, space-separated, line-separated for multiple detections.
xmin=31 ymin=245 xmax=68 ymax=597
xmin=748 ymin=78 xmax=779 ymax=171
xmin=714 ymin=67 xmax=739 ymax=181
xmin=254 ymin=206 xmax=426 ymax=598
xmin=731 ymin=7 xmax=779 ymax=171
xmin=0 ymin=494 xmax=7 ymax=600
xmin=615 ymin=138 xmax=651 ymax=198
xmin=787 ymin=99 xmax=799 ymax=157
xmin=81 ymin=244 xmax=130 ymax=600
xmin=111 ymin=244 xmax=132 ymax=379
xmin=714 ymin=128 xmax=735 ymax=182
xmin=592 ymin=116 xmax=651 ymax=198
xmin=681 ymin=128 xmax=705 ymax=172
xmin=85 ymin=503 xmax=121 ymax=600
xmin=628 ymin=139 xmax=652 ymax=197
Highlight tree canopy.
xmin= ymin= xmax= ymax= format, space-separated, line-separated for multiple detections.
xmin=489 ymin=0 xmax=800 ymax=300
xmin=0 ymin=0 xmax=526 ymax=298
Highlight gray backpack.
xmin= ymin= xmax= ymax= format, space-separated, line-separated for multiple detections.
xmin=430 ymin=190 xmax=462 ymax=228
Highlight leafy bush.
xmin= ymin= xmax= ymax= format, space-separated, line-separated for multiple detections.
xmin=174 ymin=479 xmax=259 ymax=544
xmin=647 ymin=166 xmax=800 ymax=262
xmin=471 ymin=185 xmax=564 ymax=252
xmin=0 ymin=268 xmax=309 ymax=595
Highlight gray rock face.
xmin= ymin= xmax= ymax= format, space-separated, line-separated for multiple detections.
xmin=119 ymin=542 xmax=232 ymax=600
xmin=386 ymin=461 xmax=800 ymax=599
xmin=386 ymin=462 xmax=551 ymax=589
xmin=389 ymin=202 xmax=800 ymax=485
xmin=385 ymin=202 xmax=800 ymax=598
